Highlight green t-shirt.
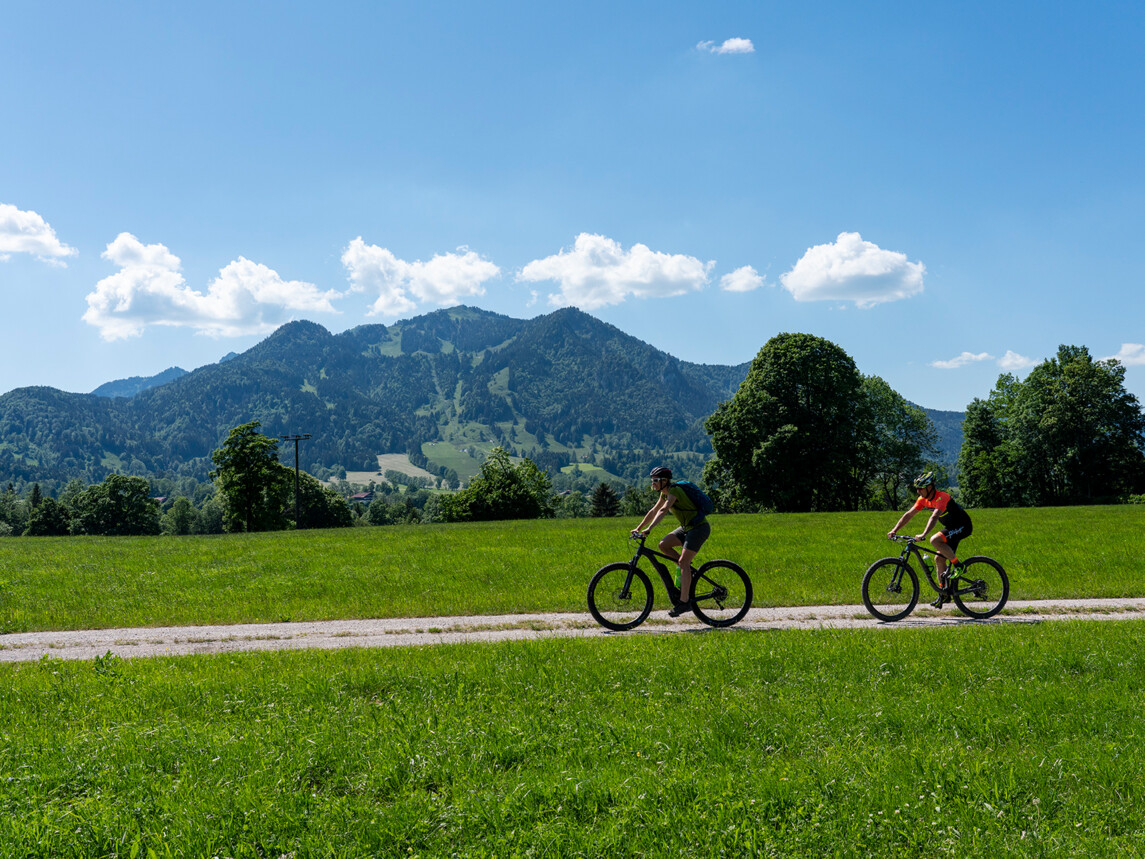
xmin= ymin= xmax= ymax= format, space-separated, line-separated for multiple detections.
xmin=667 ymin=485 xmax=701 ymax=529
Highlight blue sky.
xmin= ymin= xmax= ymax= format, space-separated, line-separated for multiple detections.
xmin=3 ymin=1 xmax=1143 ymax=412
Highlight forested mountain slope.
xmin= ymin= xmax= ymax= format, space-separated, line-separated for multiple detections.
xmin=0 ymin=306 xmax=755 ymax=488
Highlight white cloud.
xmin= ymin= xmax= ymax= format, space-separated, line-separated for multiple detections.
xmin=341 ymin=237 xmax=500 ymax=317
xmin=517 ymin=233 xmax=713 ymax=310
xmin=931 ymin=352 xmax=995 ymax=370
xmin=1104 ymin=343 xmax=1145 ymax=366
xmin=998 ymin=350 xmax=1039 ymax=371
xmin=779 ymin=232 xmax=925 ymax=308
xmin=697 ymin=38 xmax=755 ymax=54
xmin=930 ymin=350 xmax=1042 ymax=372
xmin=0 ymin=203 xmax=78 ymax=265
xmin=719 ymin=265 xmax=764 ymax=293
xmin=83 ymin=232 xmax=339 ymax=340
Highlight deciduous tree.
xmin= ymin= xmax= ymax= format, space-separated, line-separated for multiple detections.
xmin=209 ymin=421 xmax=292 ymax=532
xmin=293 ymin=472 xmax=353 ymax=529
xmin=70 ymin=474 xmax=161 ymax=536
xmin=439 ymin=447 xmax=554 ymax=521
xmin=24 ymin=496 xmax=71 ymax=536
xmin=959 ymin=346 xmax=1145 ymax=505
xmin=704 ymin=333 xmax=872 ymax=512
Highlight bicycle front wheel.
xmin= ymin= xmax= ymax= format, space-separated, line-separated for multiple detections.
xmin=951 ymin=556 xmax=1009 ymax=619
xmin=862 ymin=559 xmax=919 ymax=622
xmin=587 ymin=563 xmax=654 ymax=631
xmin=690 ymin=560 xmax=752 ymax=628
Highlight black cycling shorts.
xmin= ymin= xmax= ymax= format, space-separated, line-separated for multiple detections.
xmin=670 ymin=520 xmax=711 ymax=552
xmin=941 ymin=523 xmax=972 ymax=553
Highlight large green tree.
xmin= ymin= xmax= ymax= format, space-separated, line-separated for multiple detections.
xmin=24 ymin=496 xmax=72 ymax=536
xmin=956 ymin=396 xmax=1016 ymax=508
xmin=70 ymin=474 xmax=161 ymax=536
xmin=704 ymin=333 xmax=873 ymax=512
xmin=959 ymin=345 xmax=1145 ymax=506
xmin=439 ymin=447 xmax=554 ymax=521
xmin=293 ymin=472 xmax=354 ymax=529
xmin=209 ymin=421 xmax=293 ymax=532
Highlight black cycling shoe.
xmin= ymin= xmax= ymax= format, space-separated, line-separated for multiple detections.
xmin=668 ymin=600 xmax=694 ymax=618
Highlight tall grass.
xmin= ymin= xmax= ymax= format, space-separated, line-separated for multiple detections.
xmin=1 ymin=506 xmax=1142 ymax=633
xmin=1 ymin=621 xmax=1143 ymax=856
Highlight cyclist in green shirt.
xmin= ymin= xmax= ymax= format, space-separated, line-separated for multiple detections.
xmin=631 ymin=466 xmax=711 ymax=617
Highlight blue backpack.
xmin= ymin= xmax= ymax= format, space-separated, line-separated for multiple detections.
xmin=672 ymin=480 xmax=714 ymax=519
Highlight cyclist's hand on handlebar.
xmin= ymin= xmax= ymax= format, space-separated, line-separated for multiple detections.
xmin=886 ymin=530 xmax=898 ymax=540
xmin=630 ymin=529 xmax=645 ymax=539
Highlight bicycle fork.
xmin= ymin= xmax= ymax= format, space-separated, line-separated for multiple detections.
xmin=885 ymin=557 xmax=910 ymax=594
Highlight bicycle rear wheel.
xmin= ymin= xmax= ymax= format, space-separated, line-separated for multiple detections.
xmin=587 ymin=563 xmax=654 ymax=631
xmin=862 ymin=559 xmax=919 ymax=622
xmin=690 ymin=560 xmax=752 ymax=627
xmin=951 ymin=556 xmax=1009 ymax=619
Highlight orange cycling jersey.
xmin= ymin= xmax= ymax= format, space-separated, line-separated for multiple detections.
xmin=911 ymin=490 xmax=971 ymax=531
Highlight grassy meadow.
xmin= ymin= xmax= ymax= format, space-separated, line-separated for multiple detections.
xmin=2 ymin=505 xmax=1145 ymax=857
xmin=3 ymin=620 xmax=1145 ymax=856
xmin=0 ymin=505 xmax=1143 ymax=633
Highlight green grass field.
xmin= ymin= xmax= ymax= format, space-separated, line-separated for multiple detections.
xmin=2 ymin=506 xmax=1145 ymax=857
xmin=3 ymin=622 xmax=1145 ymax=856
xmin=0 ymin=506 xmax=1141 ymax=633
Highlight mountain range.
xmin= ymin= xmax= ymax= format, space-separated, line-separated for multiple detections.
xmin=0 ymin=306 xmax=963 ymax=491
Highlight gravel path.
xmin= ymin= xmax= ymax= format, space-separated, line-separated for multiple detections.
xmin=2 ymin=598 xmax=1145 ymax=663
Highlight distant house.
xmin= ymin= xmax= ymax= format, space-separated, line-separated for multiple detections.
xmin=350 ymin=491 xmax=375 ymax=504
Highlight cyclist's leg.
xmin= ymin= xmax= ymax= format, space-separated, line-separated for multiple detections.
xmin=930 ymin=530 xmax=955 ymax=585
xmin=660 ymin=529 xmax=685 ymax=606
xmin=657 ymin=529 xmax=683 ymax=565
xmin=934 ymin=529 xmax=970 ymax=590
xmin=676 ymin=522 xmax=711 ymax=602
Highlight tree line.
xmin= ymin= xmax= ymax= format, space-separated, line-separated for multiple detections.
xmin=3 ymin=333 xmax=1140 ymax=537
xmin=0 ymin=427 xmax=643 ymax=538
xmin=703 ymin=333 xmax=1144 ymax=512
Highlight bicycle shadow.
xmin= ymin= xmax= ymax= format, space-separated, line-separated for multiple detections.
xmin=867 ymin=614 xmax=1044 ymax=628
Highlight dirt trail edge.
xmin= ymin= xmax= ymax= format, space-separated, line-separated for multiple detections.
xmin=3 ymin=598 xmax=1145 ymax=663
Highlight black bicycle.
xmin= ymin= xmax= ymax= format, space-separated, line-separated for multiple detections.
xmin=862 ymin=535 xmax=1009 ymax=622
xmin=587 ymin=533 xmax=753 ymax=631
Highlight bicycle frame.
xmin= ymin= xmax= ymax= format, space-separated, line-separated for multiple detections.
xmin=891 ymin=536 xmax=972 ymax=598
xmin=626 ymin=535 xmax=686 ymax=604
xmin=625 ymin=534 xmax=719 ymax=604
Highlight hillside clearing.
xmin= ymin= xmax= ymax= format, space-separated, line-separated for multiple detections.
xmin=343 ymin=453 xmax=438 ymax=486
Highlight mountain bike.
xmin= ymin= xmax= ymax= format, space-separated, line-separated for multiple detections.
xmin=587 ymin=533 xmax=753 ymax=631
xmin=862 ymin=535 xmax=1009 ymax=622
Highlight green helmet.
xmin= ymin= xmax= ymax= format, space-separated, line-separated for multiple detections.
xmin=912 ymin=470 xmax=936 ymax=489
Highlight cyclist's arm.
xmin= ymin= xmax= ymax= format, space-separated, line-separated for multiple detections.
xmin=634 ymin=494 xmax=674 ymax=535
xmin=887 ymin=506 xmax=918 ymax=538
xmin=914 ymin=508 xmax=942 ymax=540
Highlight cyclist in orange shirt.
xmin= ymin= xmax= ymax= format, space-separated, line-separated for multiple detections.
xmin=887 ymin=471 xmax=974 ymax=607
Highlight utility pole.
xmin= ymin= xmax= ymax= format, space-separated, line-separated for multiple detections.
xmin=279 ymin=434 xmax=311 ymax=527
